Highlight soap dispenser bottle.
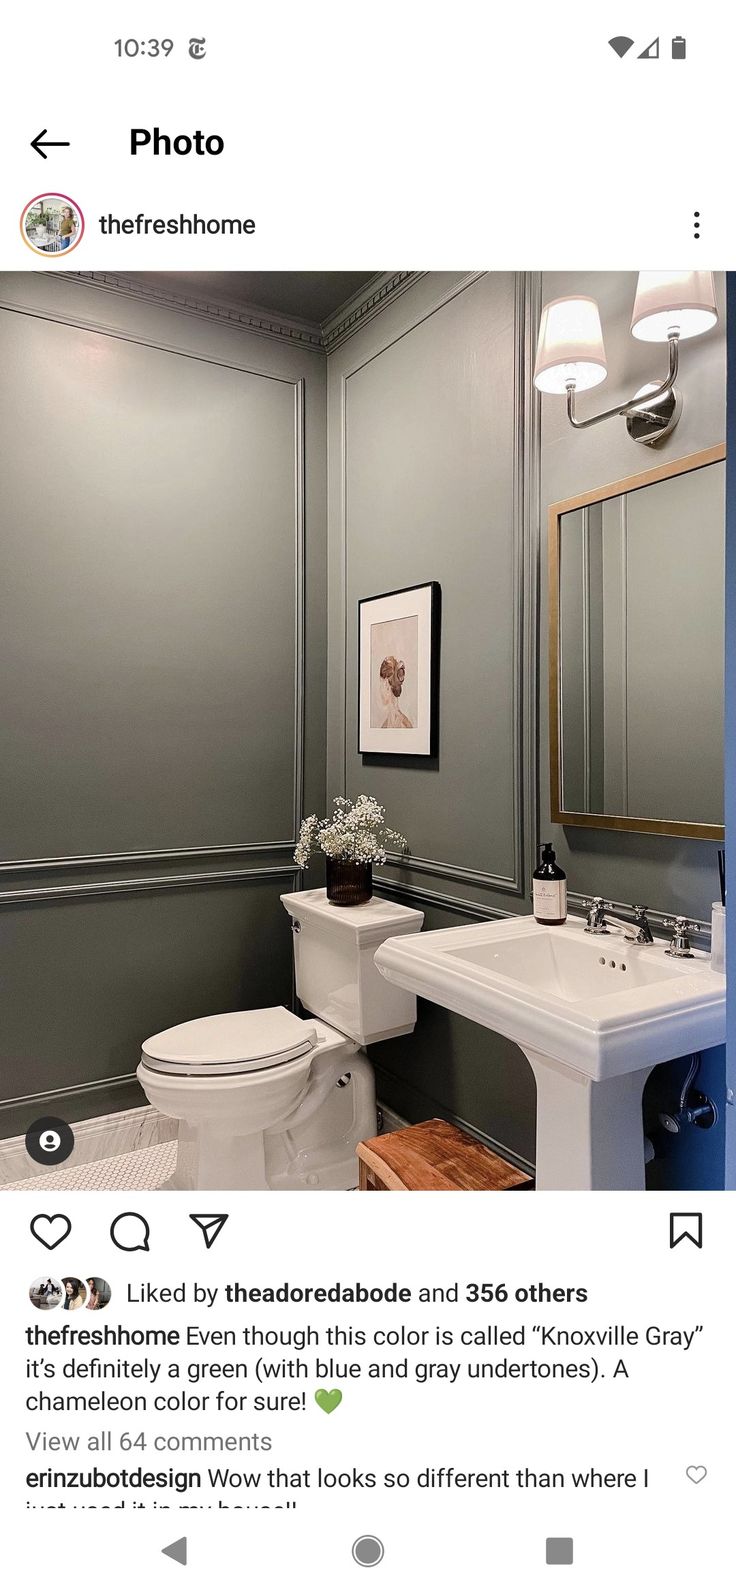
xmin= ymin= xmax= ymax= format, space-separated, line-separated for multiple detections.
xmin=533 ymin=842 xmax=567 ymax=925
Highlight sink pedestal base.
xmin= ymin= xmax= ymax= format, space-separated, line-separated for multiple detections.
xmin=525 ymin=1049 xmax=653 ymax=1191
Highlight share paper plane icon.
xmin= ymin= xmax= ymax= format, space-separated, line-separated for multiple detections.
xmin=190 ymin=1213 xmax=229 ymax=1249
xmin=608 ymin=35 xmax=634 ymax=57
xmin=162 ymin=1538 xmax=187 ymax=1567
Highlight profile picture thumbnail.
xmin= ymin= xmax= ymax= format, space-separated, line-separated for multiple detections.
xmin=21 ymin=194 xmax=84 ymax=257
xmin=29 ymin=1276 xmax=63 ymax=1310
xmin=61 ymin=1276 xmax=88 ymax=1311
xmin=86 ymin=1277 xmax=112 ymax=1311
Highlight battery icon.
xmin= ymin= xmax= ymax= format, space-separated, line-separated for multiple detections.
xmin=672 ymin=36 xmax=686 ymax=58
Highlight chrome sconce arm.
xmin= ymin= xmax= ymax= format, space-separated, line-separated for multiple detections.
xmin=565 ymin=335 xmax=680 ymax=435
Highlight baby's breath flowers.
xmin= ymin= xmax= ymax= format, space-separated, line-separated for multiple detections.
xmin=294 ymin=795 xmax=408 ymax=868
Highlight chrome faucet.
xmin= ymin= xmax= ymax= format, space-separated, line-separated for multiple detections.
xmin=583 ymin=899 xmax=654 ymax=944
xmin=607 ymin=905 xmax=655 ymax=944
xmin=582 ymin=897 xmax=708 ymax=955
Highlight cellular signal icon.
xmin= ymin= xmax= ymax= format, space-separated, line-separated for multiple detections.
xmin=609 ymin=36 xmax=634 ymax=57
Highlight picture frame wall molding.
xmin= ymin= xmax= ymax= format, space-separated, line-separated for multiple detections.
xmin=0 ymin=285 xmax=307 ymax=894
xmin=331 ymin=269 xmax=542 ymax=913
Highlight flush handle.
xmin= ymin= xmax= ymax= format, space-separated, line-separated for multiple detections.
xmin=290 ymin=917 xmax=301 ymax=934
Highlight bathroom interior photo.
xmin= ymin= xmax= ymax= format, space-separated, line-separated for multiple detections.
xmin=0 ymin=267 xmax=730 ymax=1195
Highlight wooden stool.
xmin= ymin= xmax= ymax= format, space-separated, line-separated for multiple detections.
xmin=357 ymin=1118 xmax=532 ymax=1191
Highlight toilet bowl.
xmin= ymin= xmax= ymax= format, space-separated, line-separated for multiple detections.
xmin=137 ymin=889 xmax=423 ymax=1190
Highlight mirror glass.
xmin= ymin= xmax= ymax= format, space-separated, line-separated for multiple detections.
xmin=552 ymin=453 xmax=725 ymax=837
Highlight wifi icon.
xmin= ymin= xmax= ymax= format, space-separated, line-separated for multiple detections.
xmin=609 ymin=35 xmax=634 ymax=57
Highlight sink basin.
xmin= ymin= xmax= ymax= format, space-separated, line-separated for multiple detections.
xmin=374 ymin=915 xmax=725 ymax=1190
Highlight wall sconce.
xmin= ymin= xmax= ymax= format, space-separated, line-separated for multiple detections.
xmin=534 ymin=272 xmax=718 ymax=446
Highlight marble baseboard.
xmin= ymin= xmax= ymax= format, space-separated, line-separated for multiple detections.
xmin=0 ymin=1104 xmax=178 ymax=1185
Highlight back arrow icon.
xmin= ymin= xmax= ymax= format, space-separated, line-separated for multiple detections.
xmin=31 ymin=130 xmax=71 ymax=159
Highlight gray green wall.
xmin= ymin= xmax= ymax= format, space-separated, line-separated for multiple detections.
xmin=326 ymin=272 xmax=539 ymax=1169
xmin=0 ymin=272 xmax=327 ymax=1139
xmin=326 ymin=270 xmax=727 ymax=1183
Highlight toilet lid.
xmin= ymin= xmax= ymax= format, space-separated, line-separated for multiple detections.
xmin=140 ymin=1006 xmax=317 ymax=1077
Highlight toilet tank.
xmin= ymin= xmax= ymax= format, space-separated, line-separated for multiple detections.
xmin=280 ymin=888 xmax=424 ymax=1045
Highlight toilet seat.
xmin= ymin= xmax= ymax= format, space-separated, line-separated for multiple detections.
xmin=140 ymin=1005 xmax=317 ymax=1078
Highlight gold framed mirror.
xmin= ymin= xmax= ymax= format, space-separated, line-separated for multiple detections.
xmin=549 ymin=444 xmax=726 ymax=840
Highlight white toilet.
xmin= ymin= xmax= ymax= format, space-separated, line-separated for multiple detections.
xmin=137 ymin=888 xmax=423 ymax=1190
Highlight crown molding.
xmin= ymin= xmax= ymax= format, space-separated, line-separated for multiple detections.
xmin=66 ymin=269 xmax=424 ymax=354
xmin=320 ymin=271 xmax=425 ymax=351
xmin=68 ymin=271 xmax=326 ymax=350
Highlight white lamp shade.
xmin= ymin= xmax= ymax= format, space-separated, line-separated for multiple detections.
xmin=534 ymin=297 xmax=608 ymax=393
xmin=631 ymin=271 xmax=718 ymax=341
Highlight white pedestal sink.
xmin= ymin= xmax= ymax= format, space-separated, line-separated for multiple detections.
xmin=374 ymin=915 xmax=725 ymax=1191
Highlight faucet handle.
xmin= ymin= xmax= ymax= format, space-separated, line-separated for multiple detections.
xmin=663 ymin=915 xmax=697 ymax=958
xmin=583 ymin=895 xmax=609 ymax=933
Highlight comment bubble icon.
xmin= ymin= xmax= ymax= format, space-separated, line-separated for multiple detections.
xmin=110 ymin=1211 xmax=151 ymax=1252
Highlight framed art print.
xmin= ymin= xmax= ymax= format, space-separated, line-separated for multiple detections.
xmin=358 ymin=582 xmax=440 ymax=756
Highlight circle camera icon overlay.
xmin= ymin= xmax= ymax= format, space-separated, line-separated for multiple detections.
xmin=20 ymin=193 xmax=85 ymax=257
xmin=25 ymin=1116 xmax=75 ymax=1167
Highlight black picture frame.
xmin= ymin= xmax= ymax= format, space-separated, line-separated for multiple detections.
xmin=358 ymin=581 xmax=441 ymax=757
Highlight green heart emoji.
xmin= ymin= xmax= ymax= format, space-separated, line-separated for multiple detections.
xmin=315 ymin=1387 xmax=343 ymax=1414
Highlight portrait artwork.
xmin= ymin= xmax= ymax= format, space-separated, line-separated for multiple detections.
xmin=358 ymin=583 xmax=439 ymax=756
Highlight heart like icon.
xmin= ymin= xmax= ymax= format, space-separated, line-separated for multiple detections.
xmin=315 ymin=1388 xmax=343 ymax=1415
xmin=686 ymin=1465 xmax=707 ymax=1484
xmin=30 ymin=1213 xmax=72 ymax=1250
